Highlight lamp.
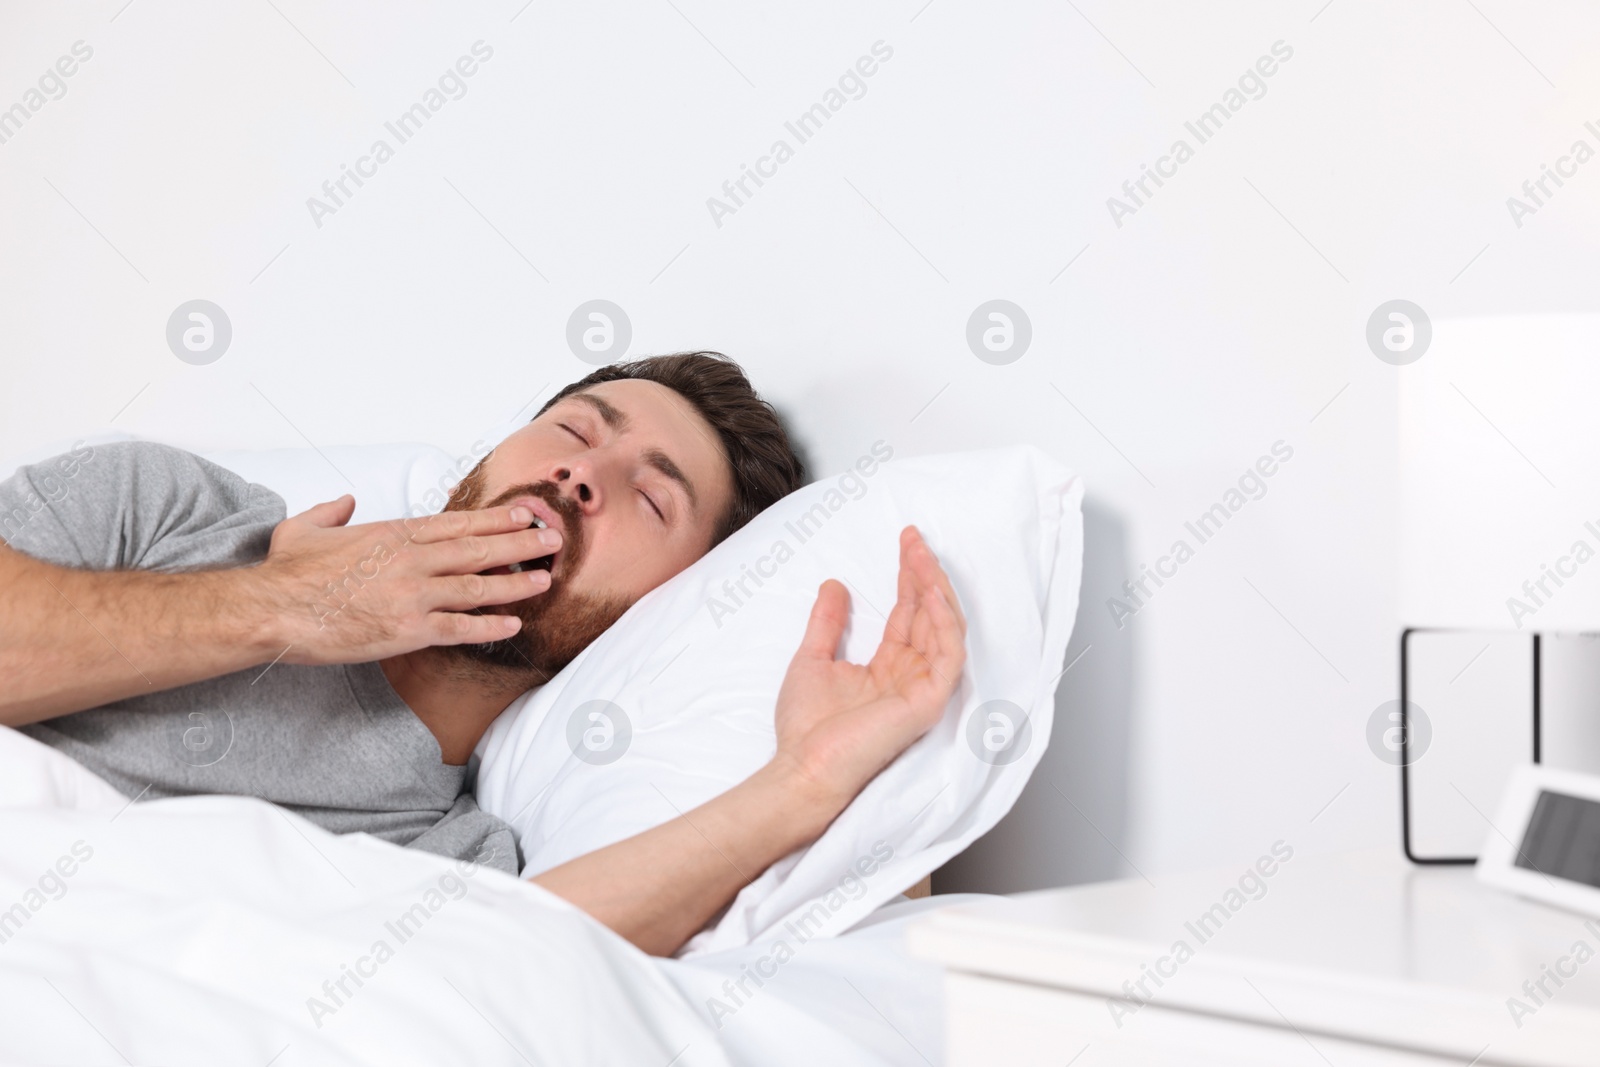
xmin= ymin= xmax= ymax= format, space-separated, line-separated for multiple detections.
xmin=1398 ymin=314 xmax=1600 ymax=859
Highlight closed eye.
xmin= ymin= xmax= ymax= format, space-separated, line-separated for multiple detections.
xmin=559 ymin=423 xmax=589 ymax=446
xmin=638 ymin=488 xmax=664 ymax=521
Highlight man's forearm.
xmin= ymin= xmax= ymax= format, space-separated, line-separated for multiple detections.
xmin=530 ymin=757 xmax=838 ymax=957
xmin=0 ymin=544 xmax=280 ymax=726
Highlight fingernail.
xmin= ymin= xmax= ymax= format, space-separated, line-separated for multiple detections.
xmin=530 ymin=569 xmax=551 ymax=586
xmin=510 ymin=506 xmax=532 ymax=524
xmin=540 ymin=529 xmax=562 ymax=547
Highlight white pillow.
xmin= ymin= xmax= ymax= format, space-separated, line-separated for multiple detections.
xmin=199 ymin=443 xmax=474 ymax=524
xmin=473 ymin=445 xmax=1084 ymax=956
xmin=1 ymin=433 xmax=470 ymax=526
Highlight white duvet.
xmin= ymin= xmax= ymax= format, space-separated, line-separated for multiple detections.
xmin=0 ymin=728 xmax=959 ymax=1066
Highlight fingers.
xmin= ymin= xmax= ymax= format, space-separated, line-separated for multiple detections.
xmin=405 ymin=505 xmax=543 ymax=546
xmin=882 ymin=532 xmax=918 ymax=647
xmin=425 ymin=568 xmax=550 ymax=611
xmin=920 ymin=585 xmax=967 ymax=684
xmin=882 ymin=527 xmax=967 ymax=689
xmin=297 ymin=495 xmax=356 ymax=529
xmin=903 ymin=526 xmax=966 ymax=639
xmin=887 ymin=582 xmax=964 ymax=700
xmin=425 ymin=610 xmax=522 ymax=646
xmin=796 ymin=579 xmax=851 ymax=661
xmin=421 ymin=524 xmax=563 ymax=576
xmin=811 ymin=527 xmax=966 ymax=681
xmin=909 ymin=579 xmax=937 ymax=657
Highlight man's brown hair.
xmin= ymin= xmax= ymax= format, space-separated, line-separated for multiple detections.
xmin=536 ymin=352 xmax=805 ymax=545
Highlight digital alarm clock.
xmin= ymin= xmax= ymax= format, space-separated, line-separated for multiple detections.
xmin=1478 ymin=764 xmax=1600 ymax=913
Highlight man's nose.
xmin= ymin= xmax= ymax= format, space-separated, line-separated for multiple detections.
xmin=551 ymin=459 xmax=603 ymax=514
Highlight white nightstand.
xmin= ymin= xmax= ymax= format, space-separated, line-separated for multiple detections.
xmin=909 ymin=849 xmax=1600 ymax=1066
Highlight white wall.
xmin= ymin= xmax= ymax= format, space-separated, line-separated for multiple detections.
xmin=4 ymin=0 xmax=1600 ymax=891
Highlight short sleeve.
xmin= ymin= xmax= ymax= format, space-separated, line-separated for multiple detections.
xmin=406 ymin=792 xmax=523 ymax=875
xmin=0 ymin=441 xmax=286 ymax=571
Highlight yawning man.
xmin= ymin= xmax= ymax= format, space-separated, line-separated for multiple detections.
xmin=0 ymin=353 xmax=966 ymax=956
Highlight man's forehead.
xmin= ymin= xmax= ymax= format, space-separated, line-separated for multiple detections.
xmin=557 ymin=379 xmax=706 ymax=442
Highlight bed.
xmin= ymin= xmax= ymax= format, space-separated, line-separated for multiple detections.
xmin=0 ymin=437 xmax=1084 ymax=1064
xmin=0 ymin=726 xmax=982 ymax=1066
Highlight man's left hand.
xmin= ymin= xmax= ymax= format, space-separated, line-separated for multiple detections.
xmin=770 ymin=525 xmax=968 ymax=823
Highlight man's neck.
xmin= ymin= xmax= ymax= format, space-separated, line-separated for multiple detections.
xmin=379 ymin=649 xmax=541 ymax=765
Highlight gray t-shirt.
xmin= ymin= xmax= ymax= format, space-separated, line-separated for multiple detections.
xmin=1 ymin=442 xmax=519 ymax=874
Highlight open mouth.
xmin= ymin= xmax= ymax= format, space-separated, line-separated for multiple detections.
xmin=484 ymin=516 xmax=557 ymax=577
xmin=508 ymin=517 xmax=554 ymax=574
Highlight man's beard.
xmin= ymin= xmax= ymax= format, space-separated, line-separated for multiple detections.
xmin=437 ymin=462 xmax=632 ymax=682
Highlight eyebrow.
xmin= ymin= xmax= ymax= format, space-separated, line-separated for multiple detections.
xmin=568 ymin=390 xmax=629 ymax=432
xmin=566 ymin=391 xmax=700 ymax=514
xmin=643 ymin=448 xmax=699 ymax=514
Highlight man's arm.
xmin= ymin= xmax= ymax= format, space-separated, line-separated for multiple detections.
xmin=0 ymin=496 xmax=562 ymax=727
xmin=533 ymin=526 xmax=966 ymax=956
xmin=1 ymin=541 xmax=287 ymax=725
xmin=531 ymin=760 xmax=835 ymax=957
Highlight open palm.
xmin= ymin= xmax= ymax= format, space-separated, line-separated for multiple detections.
xmin=773 ymin=526 xmax=968 ymax=813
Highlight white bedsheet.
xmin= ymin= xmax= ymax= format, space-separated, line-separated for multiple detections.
xmin=658 ymin=894 xmax=983 ymax=1067
xmin=0 ymin=727 xmax=964 ymax=1066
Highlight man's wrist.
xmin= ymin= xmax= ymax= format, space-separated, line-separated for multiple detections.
xmin=213 ymin=566 xmax=297 ymax=663
xmin=748 ymin=752 xmax=850 ymax=847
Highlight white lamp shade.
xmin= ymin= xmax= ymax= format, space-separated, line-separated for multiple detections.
xmin=1400 ymin=315 xmax=1600 ymax=631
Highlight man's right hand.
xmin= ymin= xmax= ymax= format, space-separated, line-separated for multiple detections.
xmin=256 ymin=496 xmax=561 ymax=665
xmin=0 ymin=496 xmax=560 ymax=726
